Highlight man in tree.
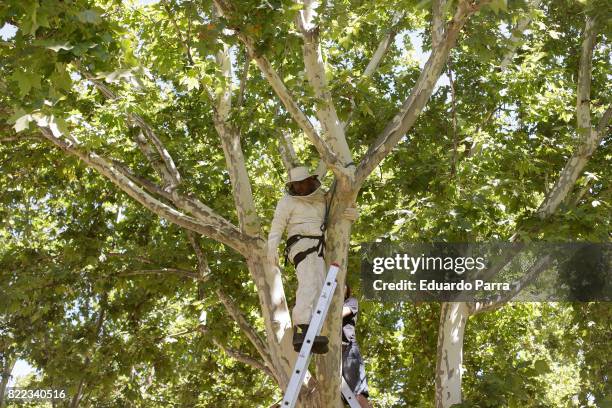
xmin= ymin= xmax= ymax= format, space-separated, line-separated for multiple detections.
xmin=267 ymin=166 xmax=359 ymax=354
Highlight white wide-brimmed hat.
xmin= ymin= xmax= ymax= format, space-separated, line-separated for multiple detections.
xmin=285 ymin=166 xmax=316 ymax=186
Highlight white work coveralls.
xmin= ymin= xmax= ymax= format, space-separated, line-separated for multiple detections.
xmin=267 ymin=187 xmax=328 ymax=325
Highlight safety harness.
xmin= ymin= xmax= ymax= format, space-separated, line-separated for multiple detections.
xmin=283 ymin=181 xmax=337 ymax=269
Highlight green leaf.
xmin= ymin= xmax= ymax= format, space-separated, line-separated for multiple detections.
xmin=77 ymin=10 xmax=102 ymax=25
xmin=182 ymin=76 xmax=200 ymax=91
xmin=488 ymin=0 xmax=508 ymax=14
xmin=534 ymin=359 xmax=550 ymax=374
xmin=22 ymin=0 xmax=40 ymax=35
xmin=287 ymin=2 xmax=303 ymax=10
xmin=48 ymin=115 xmax=69 ymax=137
xmin=11 ymin=71 xmax=41 ymax=97
xmin=416 ymin=0 xmax=432 ymax=9
xmin=50 ymin=64 xmax=73 ymax=91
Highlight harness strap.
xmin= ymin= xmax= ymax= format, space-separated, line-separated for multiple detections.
xmin=283 ymin=234 xmax=324 ymax=267
xmin=292 ymin=246 xmax=322 ymax=269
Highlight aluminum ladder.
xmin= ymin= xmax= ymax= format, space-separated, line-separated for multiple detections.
xmin=281 ymin=263 xmax=360 ymax=408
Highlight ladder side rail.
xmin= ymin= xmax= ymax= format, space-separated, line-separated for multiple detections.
xmin=341 ymin=376 xmax=361 ymax=408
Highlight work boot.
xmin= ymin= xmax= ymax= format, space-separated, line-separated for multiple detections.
xmin=292 ymin=324 xmax=329 ymax=354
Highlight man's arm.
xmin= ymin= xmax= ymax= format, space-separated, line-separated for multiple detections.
xmin=342 ymin=297 xmax=358 ymax=317
xmin=267 ymin=196 xmax=291 ymax=265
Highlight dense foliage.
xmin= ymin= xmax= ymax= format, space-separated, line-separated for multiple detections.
xmin=1 ymin=0 xmax=609 ymax=406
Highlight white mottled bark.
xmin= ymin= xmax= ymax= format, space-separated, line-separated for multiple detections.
xmin=363 ymin=11 xmax=403 ymax=78
xmin=432 ymin=0 xmax=447 ymax=49
xmin=213 ymin=43 xmax=261 ymax=235
xmin=470 ymin=254 xmax=553 ymax=314
xmin=208 ymin=46 xmax=306 ymax=394
xmin=435 ymin=302 xmax=469 ymax=408
xmin=343 ymin=11 xmax=403 ymax=129
xmin=0 ymin=357 xmax=15 ymax=408
xmin=277 ymin=129 xmax=300 ymax=171
xmin=38 ymin=127 xmax=255 ymax=256
xmin=82 ymin=72 xmax=181 ymax=192
xmin=212 ymin=0 xmax=352 ymax=184
xmin=297 ymin=0 xmax=352 ymax=166
xmin=536 ymin=16 xmax=609 ymax=219
xmin=314 ymin=190 xmax=358 ymax=408
xmin=436 ymin=15 xmax=609 ymax=408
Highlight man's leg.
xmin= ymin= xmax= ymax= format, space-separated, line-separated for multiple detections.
xmin=292 ymin=249 xmax=326 ymax=324
xmin=292 ymin=248 xmax=327 ymax=352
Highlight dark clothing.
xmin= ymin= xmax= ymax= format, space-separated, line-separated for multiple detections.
xmin=342 ymin=297 xmax=358 ymax=345
xmin=342 ymin=342 xmax=369 ymax=398
xmin=342 ymin=297 xmax=369 ymax=398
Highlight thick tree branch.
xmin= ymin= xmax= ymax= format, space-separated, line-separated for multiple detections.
xmin=499 ymin=0 xmax=541 ymax=71
xmin=296 ymin=0 xmax=352 ymax=168
xmin=575 ymin=16 xmax=596 ymax=136
xmin=278 ymin=130 xmax=299 ymax=171
xmin=343 ymin=11 xmax=404 ymax=130
xmin=536 ymin=16 xmax=608 ymax=219
xmin=107 ymin=157 xmax=246 ymax=243
xmin=470 ymin=253 xmax=553 ymax=314
xmin=215 ymin=288 xmax=273 ymax=369
xmin=468 ymin=16 xmax=609 ymax=313
xmin=212 ymin=0 xmax=352 ymax=184
xmin=432 ymin=0 xmax=447 ymax=48
xmin=185 ymin=230 xmax=272 ymax=367
xmin=355 ymin=0 xmax=488 ymax=187
xmin=38 ymin=127 xmax=255 ymax=256
xmin=364 ymin=11 xmax=404 ymax=78
xmin=82 ymin=72 xmax=181 ymax=192
xmin=272 ymin=103 xmax=300 ymax=172
xmin=212 ymin=44 xmax=262 ymax=236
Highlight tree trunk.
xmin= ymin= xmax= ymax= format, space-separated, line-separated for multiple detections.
xmin=0 ymin=357 xmax=16 ymax=408
xmin=69 ymin=380 xmax=86 ymax=408
xmin=248 ymin=254 xmax=325 ymax=407
xmin=70 ymin=301 xmax=106 ymax=408
xmin=314 ymin=189 xmax=357 ymax=408
xmin=435 ymin=302 xmax=470 ymax=408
